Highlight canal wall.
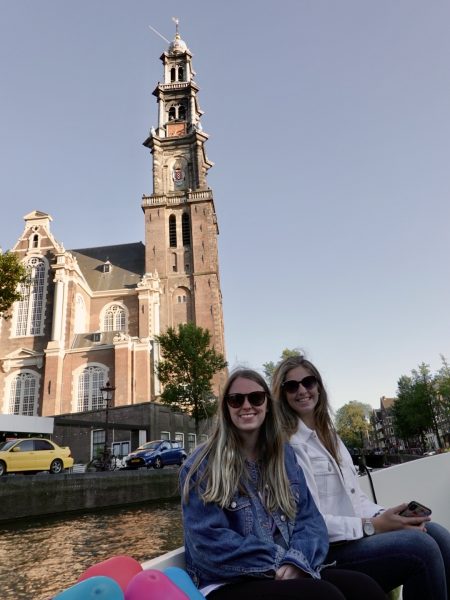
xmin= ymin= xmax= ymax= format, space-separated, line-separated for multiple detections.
xmin=0 ymin=468 xmax=180 ymax=522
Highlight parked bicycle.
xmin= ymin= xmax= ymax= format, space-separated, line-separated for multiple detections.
xmin=86 ymin=449 xmax=122 ymax=472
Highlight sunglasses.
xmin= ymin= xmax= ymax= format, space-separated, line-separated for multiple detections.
xmin=281 ymin=375 xmax=318 ymax=394
xmin=225 ymin=391 xmax=267 ymax=409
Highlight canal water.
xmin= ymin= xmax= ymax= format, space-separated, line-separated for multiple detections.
xmin=0 ymin=500 xmax=184 ymax=600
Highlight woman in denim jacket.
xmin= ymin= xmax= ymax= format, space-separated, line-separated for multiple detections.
xmin=180 ymin=368 xmax=386 ymax=599
xmin=272 ymin=354 xmax=450 ymax=600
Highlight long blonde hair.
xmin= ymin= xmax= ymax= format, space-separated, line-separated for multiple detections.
xmin=272 ymin=356 xmax=341 ymax=465
xmin=182 ymin=368 xmax=296 ymax=519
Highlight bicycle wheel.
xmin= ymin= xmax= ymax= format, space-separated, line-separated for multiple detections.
xmin=86 ymin=458 xmax=102 ymax=472
xmin=111 ymin=457 xmax=121 ymax=471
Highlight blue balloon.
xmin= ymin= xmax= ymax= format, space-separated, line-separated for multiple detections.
xmin=53 ymin=575 xmax=124 ymax=600
xmin=163 ymin=566 xmax=205 ymax=599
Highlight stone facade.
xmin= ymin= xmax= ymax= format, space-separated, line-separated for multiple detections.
xmin=0 ymin=28 xmax=226 ymax=455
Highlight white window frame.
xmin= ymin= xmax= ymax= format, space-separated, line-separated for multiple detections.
xmin=14 ymin=256 xmax=48 ymax=337
xmin=74 ymin=364 xmax=108 ymax=412
xmin=187 ymin=433 xmax=196 ymax=453
xmin=6 ymin=370 xmax=40 ymax=415
xmin=101 ymin=302 xmax=127 ymax=332
xmin=74 ymin=293 xmax=87 ymax=334
xmin=175 ymin=432 xmax=184 ymax=447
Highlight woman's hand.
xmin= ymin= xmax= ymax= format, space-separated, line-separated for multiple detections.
xmin=372 ymin=503 xmax=431 ymax=533
xmin=275 ymin=564 xmax=309 ymax=580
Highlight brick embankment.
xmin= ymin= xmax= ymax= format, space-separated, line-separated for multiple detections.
xmin=0 ymin=468 xmax=180 ymax=522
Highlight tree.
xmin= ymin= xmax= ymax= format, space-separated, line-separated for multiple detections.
xmin=263 ymin=348 xmax=302 ymax=384
xmin=335 ymin=401 xmax=373 ymax=449
xmin=0 ymin=251 xmax=28 ymax=319
xmin=434 ymin=355 xmax=450 ymax=426
xmin=156 ymin=322 xmax=227 ymax=434
xmin=393 ymin=362 xmax=443 ymax=449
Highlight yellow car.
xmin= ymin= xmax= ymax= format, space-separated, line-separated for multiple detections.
xmin=0 ymin=438 xmax=74 ymax=476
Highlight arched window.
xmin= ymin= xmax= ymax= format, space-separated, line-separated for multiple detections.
xmin=8 ymin=372 xmax=38 ymax=415
xmin=168 ymin=106 xmax=176 ymax=121
xmin=182 ymin=213 xmax=191 ymax=246
xmin=32 ymin=234 xmax=39 ymax=248
xmin=77 ymin=365 xmax=106 ymax=412
xmin=170 ymin=67 xmax=176 ymax=82
xmin=15 ymin=257 xmax=47 ymax=336
xmin=178 ymin=105 xmax=186 ymax=120
xmin=178 ymin=66 xmax=184 ymax=81
xmin=103 ymin=304 xmax=126 ymax=332
xmin=173 ymin=287 xmax=192 ymax=325
xmin=169 ymin=215 xmax=177 ymax=247
xmin=74 ymin=294 xmax=86 ymax=334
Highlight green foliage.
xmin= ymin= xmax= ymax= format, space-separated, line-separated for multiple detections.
xmin=335 ymin=401 xmax=373 ymax=448
xmin=393 ymin=362 xmax=444 ymax=447
xmin=435 ymin=355 xmax=450 ymax=422
xmin=263 ymin=348 xmax=302 ymax=384
xmin=156 ymin=322 xmax=227 ymax=433
xmin=0 ymin=251 xmax=28 ymax=319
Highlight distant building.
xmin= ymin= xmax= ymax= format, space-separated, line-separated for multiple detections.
xmin=372 ymin=396 xmax=404 ymax=451
xmin=0 ymin=28 xmax=226 ymax=458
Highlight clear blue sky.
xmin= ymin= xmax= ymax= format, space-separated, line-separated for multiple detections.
xmin=1 ymin=1 xmax=450 ymax=412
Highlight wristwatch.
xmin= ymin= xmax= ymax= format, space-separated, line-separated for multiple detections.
xmin=363 ymin=518 xmax=375 ymax=536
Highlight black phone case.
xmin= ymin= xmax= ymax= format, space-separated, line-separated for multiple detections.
xmin=400 ymin=500 xmax=431 ymax=517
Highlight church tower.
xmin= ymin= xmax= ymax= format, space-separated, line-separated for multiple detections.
xmin=142 ymin=25 xmax=226 ymax=362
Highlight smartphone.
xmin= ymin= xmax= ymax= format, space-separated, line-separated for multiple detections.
xmin=399 ymin=500 xmax=432 ymax=518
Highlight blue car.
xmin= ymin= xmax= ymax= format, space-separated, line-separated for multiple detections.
xmin=124 ymin=440 xmax=187 ymax=470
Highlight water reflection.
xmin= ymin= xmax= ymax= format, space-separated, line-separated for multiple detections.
xmin=0 ymin=500 xmax=183 ymax=600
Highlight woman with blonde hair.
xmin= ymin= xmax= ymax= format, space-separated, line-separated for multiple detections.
xmin=180 ymin=368 xmax=386 ymax=599
xmin=272 ymin=354 xmax=450 ymax=600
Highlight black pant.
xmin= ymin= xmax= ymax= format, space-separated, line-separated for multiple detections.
xmin=207 ymin=567 xmax=387 ymax=599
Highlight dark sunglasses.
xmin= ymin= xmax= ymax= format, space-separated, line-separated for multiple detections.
xmin=225 ymin=391 xmax=267 ymax=409
xmin=281 ymin=375 xmax=318 ymax=394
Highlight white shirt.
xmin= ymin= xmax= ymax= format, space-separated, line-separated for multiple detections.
xmin=290 ymin=419 xmax=383 ymax=542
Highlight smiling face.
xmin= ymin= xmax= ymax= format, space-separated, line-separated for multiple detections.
xmin=226 ymin=376 xmax=268 ymax=441
xmin=284 ymin=364 xmax=319 ymax=427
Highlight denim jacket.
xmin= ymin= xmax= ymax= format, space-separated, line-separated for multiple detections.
xmin=180 ymin=443 xmax=329 ymax=589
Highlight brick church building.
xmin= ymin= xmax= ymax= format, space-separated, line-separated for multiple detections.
xmin=0 ymin=28 xmax=226 ymax=459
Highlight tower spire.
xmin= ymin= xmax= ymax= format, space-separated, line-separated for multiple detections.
xmin=172 ymin=16 xmax=179 ymax=37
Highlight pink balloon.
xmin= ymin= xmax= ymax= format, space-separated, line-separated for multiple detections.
xmin=78 ymin=555 xmax=143 ymax=592
xmin=125 ymin=570 xmax=189 ymax=600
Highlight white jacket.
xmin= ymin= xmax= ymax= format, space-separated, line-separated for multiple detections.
xmin=290 ymin=419 xmax=383 ymax=542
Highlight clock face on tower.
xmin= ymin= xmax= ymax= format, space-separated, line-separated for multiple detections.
xmin=167 ymin=122 xmax=186 ymax=137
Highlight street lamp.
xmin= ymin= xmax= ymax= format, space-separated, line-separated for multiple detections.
xmin=100 ymin=381 xmax=115 ymax=457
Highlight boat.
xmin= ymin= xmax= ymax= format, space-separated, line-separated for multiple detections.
xmin=143 ymin=451 xmax=450 ymax=572
xmin=140 ymin=452 xmax=450 ymax=600
xmin=56 ymin=452 xmax=450 ymax=598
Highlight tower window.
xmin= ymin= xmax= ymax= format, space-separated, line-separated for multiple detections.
xmin=170 ymin=67 xmax=176 ymax=82
xmin=32 ymin=234 xmax=39 ymax=248
xmin=169 ymin=215 xmax=177 ymax=247
xmin=178 ymin=105 xmax=186 ymax=120
xmin=178 ymin=66 xmax=184 ymax=81
xmin=169 ymin=106 xmax=176 ymax=121
xmin=182 ymin=213 xmax=191 ymax=246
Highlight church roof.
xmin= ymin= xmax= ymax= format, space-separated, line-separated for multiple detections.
xmin=70 ymin=242 xmax=145 ymax=291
